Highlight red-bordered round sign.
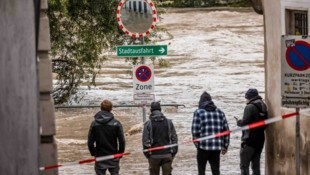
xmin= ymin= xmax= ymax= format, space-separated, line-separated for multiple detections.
xmin=135 ymin=65 xmax=152 ymax=82
xmin=116 ymin=0 xmax=157 ymax=38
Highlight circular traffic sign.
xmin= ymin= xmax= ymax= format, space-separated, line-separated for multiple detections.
xmin=135 ymin=65 xmax=152 ymax=82
xmin=116 ymin=0 xmax=157 ymax=38
xmin=286 ymin=40 xmax=310 ymax=71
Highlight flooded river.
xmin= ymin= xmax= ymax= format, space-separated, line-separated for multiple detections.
xmin=55 ymin=8 xmax=264 ymax=175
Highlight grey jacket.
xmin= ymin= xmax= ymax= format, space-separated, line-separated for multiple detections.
xmin=142 ymin=110 xmax=178 ymax=158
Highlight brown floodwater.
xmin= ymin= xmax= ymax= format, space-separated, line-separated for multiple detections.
xmin=55 ymin=8 xmax=264 ymax=175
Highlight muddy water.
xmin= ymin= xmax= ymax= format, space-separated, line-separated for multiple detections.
xmin=55 ymin=8 xmax=264 ymax=175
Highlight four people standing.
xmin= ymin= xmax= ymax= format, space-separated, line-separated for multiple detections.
xmin=88 ymin=89 xmax=267 ymax=175
xmin=191 ymin=91 xmax=230 ymax=175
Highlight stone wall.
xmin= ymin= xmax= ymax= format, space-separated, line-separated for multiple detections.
xmin=0 ymin=0 xmax=39 ymax=174
xmin=38 ymin=0 xmax=58 ymax=175
xmin=0 ymin=0 xmax=58 ymax=174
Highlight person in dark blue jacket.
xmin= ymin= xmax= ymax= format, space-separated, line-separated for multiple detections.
xmin=142 ymin=101 xmax=178 ymax=175
xmin=88 ymin=100 xmax=125 ymax=175
xmin=236 ymin=88 xmax=268 ymax=175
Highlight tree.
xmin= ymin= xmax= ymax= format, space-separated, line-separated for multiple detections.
xmin=48 ymin=0 xmax=164 ymax=104
xmin=250 ymin=0 xmax=263 ymax=15
xmin=48 ymin=0 xmax=122 ymax=104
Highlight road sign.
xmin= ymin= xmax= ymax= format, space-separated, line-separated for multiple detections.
xmin=281 ymin=36 xmax=310 ymax=108
xmin=134 ymin=93 xmax=155 ymax=105
xmin=135 ymin=65 xmax=152 ymax=82
xmin=285 ymin=40 xmax=310 ymax=71
xmin=117 ymin=45 xmax=168 ymax=57
xmin=133 ymin=64 xmax=154 ymax=93
xmin=117 ymin=0 xmax=158 ymax=38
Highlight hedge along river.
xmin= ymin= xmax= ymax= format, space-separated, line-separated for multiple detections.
xmin=55 ymin=8 xmax=264 ymax=175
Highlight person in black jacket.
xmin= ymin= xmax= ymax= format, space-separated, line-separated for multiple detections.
xmin=236 ymin=89 xmax=268 ymax=175
xmin=88 ymin=100 xmax=125 ymax=175
xmin=142 ymin=101 xmax=178 ymax=175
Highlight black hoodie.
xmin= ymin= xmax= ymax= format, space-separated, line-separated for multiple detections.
xmin=237 ymin=96 xmax=268 ymax=149
xmin=87 ymin=111 xmax=125 ymax=157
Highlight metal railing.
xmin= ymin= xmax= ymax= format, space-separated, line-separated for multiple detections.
xmin=55 ymin=104 xmax=185 ymax=109
xmin=55 ymin=103 xmax=185 ymax=122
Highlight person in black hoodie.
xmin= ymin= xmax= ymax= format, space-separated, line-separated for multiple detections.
xmin=88 ymin=100 xmax=125 ymax=175
xmin=142 ymin=101 xmax=178 ymax=175
xmin=236 ymin=88 xmax=268 ymax=175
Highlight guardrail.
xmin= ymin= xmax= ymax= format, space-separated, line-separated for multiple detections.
xmin=55 ymin=103 xmax=186 ymax=122
xmin=55 ymin=104 xmax=186 ymax=109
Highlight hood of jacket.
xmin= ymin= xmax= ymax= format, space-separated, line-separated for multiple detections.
xmin=199 ymin=100 xmax=217 ymax=111
xmin=150 ymin=110 xmax=166 ymax=122
xmin=94 ymin=110 xmax=114 ymax=124
xmin=247 ymin=95 xmax=263 ymax=105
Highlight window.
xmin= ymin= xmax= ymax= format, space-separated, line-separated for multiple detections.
xmin=133 ymin=1 xmax=137 ymax=12
xmin=144 ymin=2 xmax=147 ymax=13
xmin=138 ymin=1 xmax=142 ymax=13
xmin=286 ymin=10 xmax=308 ymax=35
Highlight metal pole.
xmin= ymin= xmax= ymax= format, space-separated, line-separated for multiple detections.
xmin=140 ymin=36 xmax=145 ymax=64
xmin=141 ymin=36 xmax=147 ymax=122
xmin=142 ymin=104 xmax=147 ymax=122
xmin=296 ymin=107 xmax=300 ymax=175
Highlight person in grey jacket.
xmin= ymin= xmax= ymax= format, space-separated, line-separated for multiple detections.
xmin=236 ymin=89 xmax=268 ymax=175
xmin=142 ymin=101 xmax=178 ymax=175
xmin=88 ymin=100 xmax=125 ymax=175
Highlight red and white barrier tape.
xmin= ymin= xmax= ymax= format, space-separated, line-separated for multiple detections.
xmin=40 ymin=112 xmax=298 ymax=171
xmin=40 ymin=152 xmax=130 ymax=171
xmin=143 ymin=112 xmax=298 ymax=152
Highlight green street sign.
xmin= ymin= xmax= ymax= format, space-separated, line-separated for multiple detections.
xmin=117 ymin=45 xmax=168 ymax=57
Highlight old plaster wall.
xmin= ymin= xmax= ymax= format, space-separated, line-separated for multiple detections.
xmin=263 ymin=0 xmax=310 ymax=174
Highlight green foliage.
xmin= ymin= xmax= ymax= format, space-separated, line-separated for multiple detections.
xmin=229 ymin=0 xmax=251 ymax=7
xmin=48 ymin=0 xmax=170 ymax=104
xmin=158 ymin=0 xmax=251 ymax=7
xmin=48 ymin=0 xmax=122 ymax=104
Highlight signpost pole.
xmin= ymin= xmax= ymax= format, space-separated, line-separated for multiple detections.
xmin=141 ymin=36 xmax=147 ymax=122
xmin=296 ymin=107 xmax=300 ymax=175
xmin=117 ymin=0 xmax=158 ymax=123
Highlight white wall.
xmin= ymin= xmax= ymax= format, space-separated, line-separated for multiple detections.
xmin=280 ymin=0 xmax=310 ymax=35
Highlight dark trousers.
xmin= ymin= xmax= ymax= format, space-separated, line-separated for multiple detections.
xmin=197 ymin=148 xmax=220 ymax=175
xmin=240 ymin=143 xmax=263 ymax=175
xmin=95 ymin=159 xmax=120 ymax=175
xmin=148 ymin=157 xmax=174 ymax=175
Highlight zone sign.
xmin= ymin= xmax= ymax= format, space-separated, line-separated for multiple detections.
xmin=133 ymin=64 xmax=154 ymax=93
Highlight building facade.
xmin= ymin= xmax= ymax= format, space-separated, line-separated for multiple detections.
xmin=262 ymin=0 xmax=310 ymax=174
xmin=124 ymin=0 xmax=152 ymax=14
